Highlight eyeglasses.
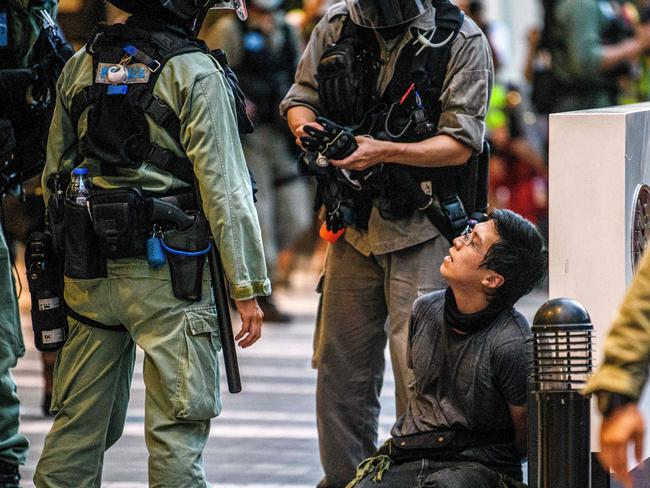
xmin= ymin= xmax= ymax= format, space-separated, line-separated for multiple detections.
xmin=460 ymin=227 xmax=485 ymax=256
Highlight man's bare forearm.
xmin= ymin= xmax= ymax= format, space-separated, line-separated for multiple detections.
xmin=287 ymin=105 xmax=318 ymax=137
xmin=382 ymin=134 xmax=472 ymax=167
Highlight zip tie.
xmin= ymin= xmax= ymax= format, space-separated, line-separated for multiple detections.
xmin=413 ymin=27 xmax=455 ymax=56
xmin=400 ymin=83 xmax=415 ymax=106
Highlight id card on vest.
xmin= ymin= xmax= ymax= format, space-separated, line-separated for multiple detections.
xmin=95 ymin=63 xmax=151 ymax=85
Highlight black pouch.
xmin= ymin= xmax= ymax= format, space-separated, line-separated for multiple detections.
xmin=162 ymin=212 xmax=210 ymax=301
xmin=389 ymin=430 xmax=456 ymax=462
xmin=63 ymin=200 xmax=106 ymax=279
xmin=89 ymin=187 xmax=148 ymax=259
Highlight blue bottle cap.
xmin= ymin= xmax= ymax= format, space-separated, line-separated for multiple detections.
xmin=71 ymin=167 xmax=89 ymax=175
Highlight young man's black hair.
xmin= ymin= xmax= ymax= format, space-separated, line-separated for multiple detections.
xmin=481 ymin=208 xmax=547 ymax=308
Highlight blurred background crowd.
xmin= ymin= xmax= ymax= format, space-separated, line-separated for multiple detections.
xmin=9 ymin=0 xmax=650 ymax=413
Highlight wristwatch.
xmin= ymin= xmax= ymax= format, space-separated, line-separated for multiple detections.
xmin=597 ymin=391 xmax=633 ymax=417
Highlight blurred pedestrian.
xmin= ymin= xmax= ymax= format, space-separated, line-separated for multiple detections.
xmin=204 ymin=0 xmax=312 ymax=322
xmin=532 ymin=0 xmax=650 ymax=113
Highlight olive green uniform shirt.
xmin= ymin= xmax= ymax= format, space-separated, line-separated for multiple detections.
xmin=42 ymin=44 xmax=270 ymax=300
xmin=279 ymin=2 xmax=494 ymax=256
xmin=585 ymin=247 xmax=650 ymax=399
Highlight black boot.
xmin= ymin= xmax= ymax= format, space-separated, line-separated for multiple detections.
xmin=0 ymin=460 xmax=20 ymax=488
xmin=258 ymin=295 xmax=291 ymax=323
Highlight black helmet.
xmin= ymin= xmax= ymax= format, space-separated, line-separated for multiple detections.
xmin=346 ymin=0 xmax=429 ymax=28
xmin=107 ymin=0 xmax=248 ymax=21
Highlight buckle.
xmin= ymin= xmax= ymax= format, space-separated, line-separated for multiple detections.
xmin=442 ymin=196 xmax=467 ymax=231
xmin=148 ymin=60 xmax=161 ymax=73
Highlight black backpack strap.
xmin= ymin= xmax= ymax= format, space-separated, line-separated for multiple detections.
xmin=70 ymin=84 xmax=102 ymax=132
xmin=136 ymin=89 xmax=181 ymax=139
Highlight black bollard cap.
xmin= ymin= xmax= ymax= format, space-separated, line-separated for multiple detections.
xmin=532 ymin=298 xmax=592 ymax=332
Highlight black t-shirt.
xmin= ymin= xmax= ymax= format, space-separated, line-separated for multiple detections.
xmin=392 ymin=290 xmax=532 ymax=479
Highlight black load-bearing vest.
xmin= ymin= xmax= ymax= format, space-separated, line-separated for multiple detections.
xmin=316 ymin=2 xmax=488 ymax=233
xmin=70 ymin=22 xmax=209 ymax=185
xmin=0 ymin=0 xmax=72 ymax=190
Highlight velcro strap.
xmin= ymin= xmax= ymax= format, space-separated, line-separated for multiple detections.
xmin=146 ymin=144 xmax=194 ymax=184
xmin=70 ymin=84 xmax=101 ymax=131
xmin=141 ymin=91 xmax=180 ymax=139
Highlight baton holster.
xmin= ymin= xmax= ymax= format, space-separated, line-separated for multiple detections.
xmin=162 ymin=212 xmax=210 ymax=301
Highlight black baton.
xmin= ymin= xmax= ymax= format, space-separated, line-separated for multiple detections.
xmin=206 ymin=238 xmax=242 ymax=393
xmin=192 ymin=179 xmax=242 ymax=394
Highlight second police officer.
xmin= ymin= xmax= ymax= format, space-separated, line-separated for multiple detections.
xmin=281 ymin=0 xmax=494 ymax=485
xmin=34 ymin=0 xmax=270 ymax=486
xmin=1 ymin=1 xmax=73 ymax=486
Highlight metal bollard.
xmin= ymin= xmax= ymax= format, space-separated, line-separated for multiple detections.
xmin=528 ymin=298 xmax=593 ymax=488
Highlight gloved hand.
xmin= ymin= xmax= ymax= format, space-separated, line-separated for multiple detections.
xmin=300 ymin=116 xmax=358 ymax=160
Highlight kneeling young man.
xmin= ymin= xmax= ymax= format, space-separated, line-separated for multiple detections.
xmin=347 ymin=209 xmax=547 ymax=488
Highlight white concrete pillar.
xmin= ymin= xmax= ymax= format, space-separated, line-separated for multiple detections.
xmin=549 ymin=103 xmax=650 ymax=462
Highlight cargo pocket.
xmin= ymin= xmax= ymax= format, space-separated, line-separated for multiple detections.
xmin=173 ymin=305 xmax=222 ymax=420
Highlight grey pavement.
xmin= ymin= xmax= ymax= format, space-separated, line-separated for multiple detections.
xmin=12 ymin=267 xmax=548 ymax=487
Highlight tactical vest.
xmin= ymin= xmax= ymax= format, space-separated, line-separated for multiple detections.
xmin=316 ymin=3 xmax=487 ymax=237
xmin=0 ymin=0 xmax=70 ymax=191
xmin=237 ymin=19 xmax=297 ymax=124
xmin=70 ymin=22 xmax=211 ymax=186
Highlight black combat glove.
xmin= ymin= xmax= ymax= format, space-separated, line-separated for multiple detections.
xmin=301 ymin=116 xmax=358 ymax=160
xmin=316 ymin=38 xmax=366 ymax=124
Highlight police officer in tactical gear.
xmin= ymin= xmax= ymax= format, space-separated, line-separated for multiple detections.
xmin=34 ymin=0 xmax=270 ymax=486
xmin=281 ymin=0 xmax=493 ymax=485
xmin=0 ymin=1 xmax=73 ymax=486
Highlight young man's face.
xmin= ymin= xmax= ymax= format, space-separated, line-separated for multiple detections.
xmin=440 ymin=220 xmax=501 ymax=288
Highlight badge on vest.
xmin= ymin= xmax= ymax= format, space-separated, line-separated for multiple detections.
xmin=95 ymin=63 xmax=150 ymax=85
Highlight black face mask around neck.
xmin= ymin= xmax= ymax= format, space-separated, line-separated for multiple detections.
xmin=443 ymin=287 xmax=505 ymax=334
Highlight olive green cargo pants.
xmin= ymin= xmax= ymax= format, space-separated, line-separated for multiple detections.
xmin=34 ymin=258 xmax=221 ymax=488
xmin=0 ymin=227 xmax=28 ymax=467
